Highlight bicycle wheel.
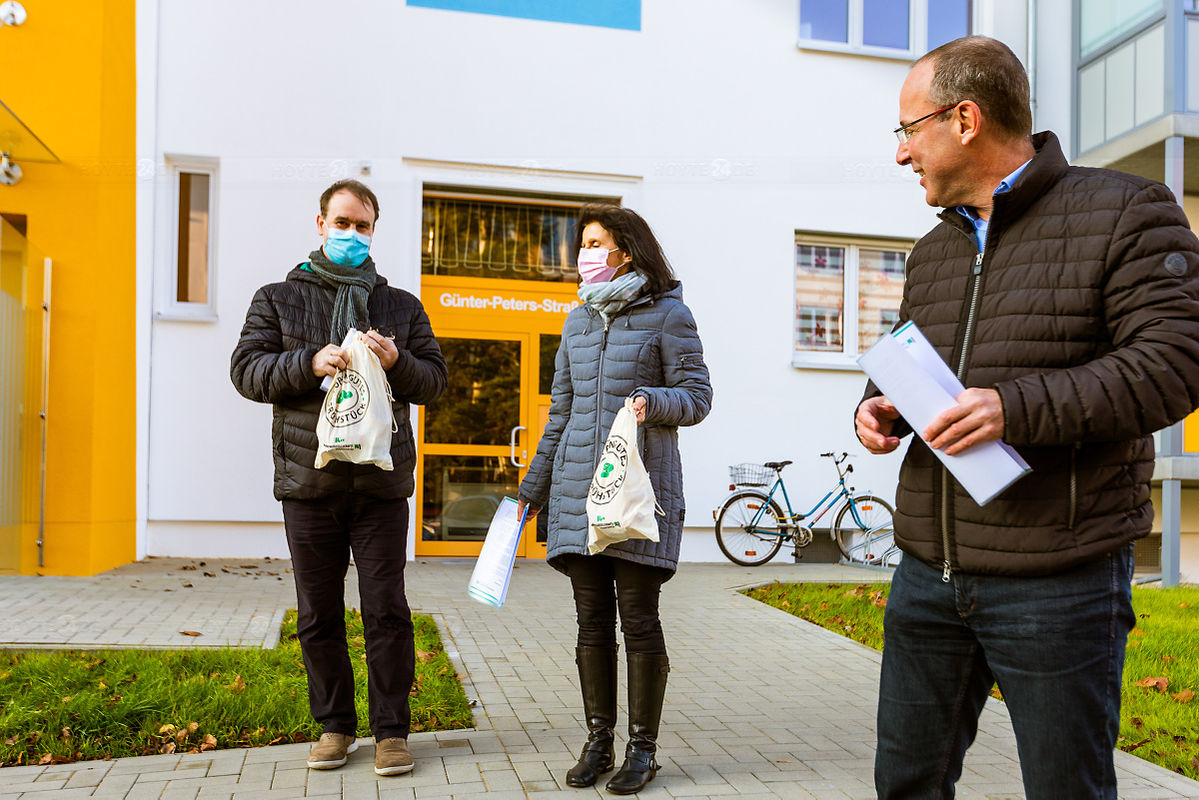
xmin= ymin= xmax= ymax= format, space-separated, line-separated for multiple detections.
xmin=834 ymin=494 xmax=897 ymax=565
xmin=715 ymin=491 xmax=785 ymax=567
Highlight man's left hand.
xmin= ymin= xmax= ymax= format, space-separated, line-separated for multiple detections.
xmin=924 ymin=387 xmax=1004 ymax=456
xmin=363 ymin=329 xmax=399 ymax=370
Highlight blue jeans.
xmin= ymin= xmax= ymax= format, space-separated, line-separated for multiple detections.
xmin=875 ymin=546 xmax=1135 ymax=799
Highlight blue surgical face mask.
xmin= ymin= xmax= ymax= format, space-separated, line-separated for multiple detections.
xmin=323 ymin=227 xmax=372 ymax=266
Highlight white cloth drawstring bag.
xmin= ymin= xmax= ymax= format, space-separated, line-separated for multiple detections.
xmin=586 ymin=397 xmax=662 ymax=555
xmin=315 ymin=328 xmax=398 ymax=471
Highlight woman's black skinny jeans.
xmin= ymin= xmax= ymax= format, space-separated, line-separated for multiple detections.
xmin=562 ymin=553 xmax=670 ymax=654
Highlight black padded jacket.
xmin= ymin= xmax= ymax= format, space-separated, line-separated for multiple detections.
xmin=861 ymin=132 xmax=1199 ymax=576
xmin=231 ymin=265 xmax=447 ymax=501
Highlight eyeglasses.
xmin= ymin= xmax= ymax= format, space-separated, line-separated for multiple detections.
xmin=893 ymin=103 xmax=959 ymax=143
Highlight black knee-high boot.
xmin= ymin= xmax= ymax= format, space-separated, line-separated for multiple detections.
xmin=565 ymin=646 xmax=618 ymax=788
xmin=605 ymin=652 xmax=669 ymax=795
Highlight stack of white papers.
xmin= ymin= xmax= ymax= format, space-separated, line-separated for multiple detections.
xmin=858 ymin=322 xmax=1031 ymax=506
xmin=467 ymin=497 xmax=529 ymax=608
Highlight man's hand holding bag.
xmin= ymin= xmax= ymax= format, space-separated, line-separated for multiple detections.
xmin=315 ymin=328 xmax=398 ymax=470
xmin=586 ymin=397 xmax=662 ymax=555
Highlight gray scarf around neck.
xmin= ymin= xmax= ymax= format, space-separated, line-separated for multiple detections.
xmin=307 ymin=248 xmax=378 ymax=344
xmin=577 ymin=271 xmax=648 ymax=323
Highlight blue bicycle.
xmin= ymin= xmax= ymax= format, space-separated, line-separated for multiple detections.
xmin=713 ymin=452 xmax=897 ymax=567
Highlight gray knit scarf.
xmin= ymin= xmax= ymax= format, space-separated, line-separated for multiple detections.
xmin=306 ymin=248 xmax=378 ymax=344
xmin=577 ymin=271 xmax=648 ymax=323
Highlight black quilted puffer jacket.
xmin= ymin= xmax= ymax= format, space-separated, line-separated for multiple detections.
xmin=863 ymin=131 xmax=1199 ymax=576
xmin=519 ymin=281 xmax=712 ymax=575
xmin=231 ymin=266 xmax=447 ymax=501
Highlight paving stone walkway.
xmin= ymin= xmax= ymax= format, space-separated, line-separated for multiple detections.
xmin=0 ymin=557 xmax=1196 ymax=799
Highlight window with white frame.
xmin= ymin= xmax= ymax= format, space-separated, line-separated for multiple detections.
xmin=158 ymin=157 xmax=217 ymax=318
xmin=798 ymin=0 xmax=972 ymax=58
xmin=794 ymin=233 xmax=910 ymax=368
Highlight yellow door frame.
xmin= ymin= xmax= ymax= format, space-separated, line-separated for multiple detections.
xmin=418 ymin=275 xmax=580 ymax=560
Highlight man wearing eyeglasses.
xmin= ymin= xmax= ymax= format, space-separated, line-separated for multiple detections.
xmin=855 ymin=35 xmax=1199 ymax=799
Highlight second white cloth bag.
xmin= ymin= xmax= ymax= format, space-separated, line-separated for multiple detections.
xmin=586 ymin=397 xmax=661 ymax=555
xmin=315 ymin=328 xmax=397 ymax=471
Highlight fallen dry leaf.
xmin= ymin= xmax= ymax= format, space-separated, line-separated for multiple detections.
xmin=159 ymin=724 xmax=175 ymax=735
xmin=228 ymin=674 xmax=245 ymax=694
xmin=174 ymin=730 xmax=186 ymax=743
xmin=416 ymin=650 xmax=435 ymax=663
xmin=1172 ymin=689 xmax=1195 ymax=703
xmin=159 ymin=741 xmax=176 ymax=755
xmin=4 ymin=736 xmax=16 ymax=746
xmin=1130 ymin=627 xmax=1145 ymax=637
xmin=188 ymin=722 xmax=199 ymax=733
xmin=870 ymin=590 xmax=887 ymax=608
xmin=201 ymin=734 xmax=217 ymax=751
xmin=1134 ymin=676 xmax=1169 ymax=693
xmin=179 ymin=631 xmax=202 ymax=637
xmin=37 ymin=753 xmax=52 ymax=765
xmin=1180 ymin=603 xmax=1191 ymax=609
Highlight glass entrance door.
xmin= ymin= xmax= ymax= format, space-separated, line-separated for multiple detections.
xmin=416 ymin=332 xmax=548 ymax=558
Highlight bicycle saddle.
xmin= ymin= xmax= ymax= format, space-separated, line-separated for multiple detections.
xmin=763 ymin=460 xmax=792 ymax=470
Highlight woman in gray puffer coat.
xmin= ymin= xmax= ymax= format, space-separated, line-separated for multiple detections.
xmin=517 ymin=205 xmax=711 ymax=795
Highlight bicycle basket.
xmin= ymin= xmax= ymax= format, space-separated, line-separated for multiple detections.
xmin=729 ymin=463 xmax=773 ymax=487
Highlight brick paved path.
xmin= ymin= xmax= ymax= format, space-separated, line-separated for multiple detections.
xmin=0 ymin=558 xmax=1195 ymax=799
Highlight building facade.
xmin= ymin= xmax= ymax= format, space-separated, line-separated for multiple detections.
xmin=4 ymin=0 xmax=1198 ymax=578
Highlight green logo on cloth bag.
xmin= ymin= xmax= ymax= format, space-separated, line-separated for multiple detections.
xmin=323 ymin=369 xmax=371 ymax=428
xmin=589 ymin=436 xmax=629 ymax=505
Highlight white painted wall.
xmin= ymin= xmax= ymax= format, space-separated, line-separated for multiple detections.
xmin=139 ymin=1 xmax=1080 ymax=562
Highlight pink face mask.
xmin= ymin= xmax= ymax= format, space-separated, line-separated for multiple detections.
xmin=577 ymin=247 xmax=620 ymax=284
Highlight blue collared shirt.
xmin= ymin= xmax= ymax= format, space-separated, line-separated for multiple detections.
xmin=955 ymin=159 xmax=1032 ymax=253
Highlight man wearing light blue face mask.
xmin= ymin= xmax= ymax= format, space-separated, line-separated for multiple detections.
xmin=231 ymin=179 xmax=447 ymax=778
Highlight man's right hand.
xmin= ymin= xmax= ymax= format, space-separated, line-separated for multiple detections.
xmin=312 ymin=344 xmax=349 ymax=378
xmin=516 ymin=500 xmax=539 ymax=520
xmin=856 ymin=396 xmax=902 ymax=454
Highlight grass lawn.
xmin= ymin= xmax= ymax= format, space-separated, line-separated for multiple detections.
xmin=744 ymin=581 xmax=1199 ymax=780
xmin=0 ymin=611 xmax=472 ymax=767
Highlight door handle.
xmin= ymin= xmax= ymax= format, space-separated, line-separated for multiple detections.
xmin=510 ymin=425 xmax=528 ymax=468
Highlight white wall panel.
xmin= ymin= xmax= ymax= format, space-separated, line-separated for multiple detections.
xmin=1105 ymin=42 xmax=1136 ymax=141
xmin=1079 ymin=61 xmax=1107 ymax=153
xmin=1189 ymin=19 xmax=1199 ymax=112
xmin=1135 ymin=24 xmax=1165 ymax=125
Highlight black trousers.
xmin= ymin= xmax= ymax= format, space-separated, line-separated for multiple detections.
xmin=561 ymin=553 xmax=670 ymax=654
xmin=282 ymin=495 xmax=413 ymax=740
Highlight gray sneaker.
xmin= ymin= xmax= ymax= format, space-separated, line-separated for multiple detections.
xmin=374 ymin=737 xmax=415 ymax=775
xmin=307 ymin=732 xmax=358 ymax=769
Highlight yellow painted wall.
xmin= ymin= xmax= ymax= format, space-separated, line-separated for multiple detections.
xmin=0 ymin=0 xmax=135 ymax=574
